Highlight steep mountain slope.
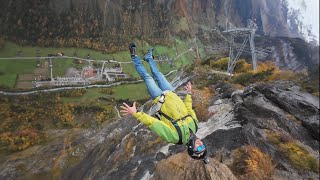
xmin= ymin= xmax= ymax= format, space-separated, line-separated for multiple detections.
xmin=0 ymin=78 xmax=318 ymax=179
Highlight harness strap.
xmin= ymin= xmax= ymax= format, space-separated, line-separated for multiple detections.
xmin=158 ymin=111 xmax=198 ymax=145
xmin=154 ymin=92 xmax=166 ymax=119
xmin=179 ymin=114 xmax=198 ymax=133
xmin=158 ymin=111 xmax=183 ymax=144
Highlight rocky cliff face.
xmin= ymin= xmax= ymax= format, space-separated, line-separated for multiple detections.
xmin=0 ymin=0 xmax=304 ymax=51
xmin=0 ymin=80 xmax=318 ymax=179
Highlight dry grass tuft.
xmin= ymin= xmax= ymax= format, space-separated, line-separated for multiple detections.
xmin=244 ymin=146 xmax=274 ymax=179
xmin=267 ymin=131 xmax=319 ymax=173
xmin=231 ymin=145 xmax=275 ymax=180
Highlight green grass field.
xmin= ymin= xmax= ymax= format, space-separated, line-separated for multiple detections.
xmin=60 ymin=83 xmax=149 ymax=104
xmin=0 ymin=59 xmax=37 ymax=88
xmin=112 ymin=83 xmax=149 ymax=101
xmin=0 ymin=74 xmax=17 ymax=88
xmin=52 ymin=59 xmax=86 ymax=76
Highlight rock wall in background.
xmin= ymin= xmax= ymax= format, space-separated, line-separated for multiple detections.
xmin=0 ymin=0 xmax=303 ymax=52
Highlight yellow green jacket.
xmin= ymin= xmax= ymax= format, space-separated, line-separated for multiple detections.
xmin=133 ymin=91 xmax=198 ymax=145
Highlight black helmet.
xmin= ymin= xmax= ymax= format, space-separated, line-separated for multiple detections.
xmin=187 ymin=134 xmax=207 ymax=160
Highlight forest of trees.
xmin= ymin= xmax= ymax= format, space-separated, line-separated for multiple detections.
xmin=0 ymin=0 xmax=173 ymax=53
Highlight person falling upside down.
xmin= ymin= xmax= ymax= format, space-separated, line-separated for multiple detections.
xmin=120 ymin=42 xmax=209 ymax=164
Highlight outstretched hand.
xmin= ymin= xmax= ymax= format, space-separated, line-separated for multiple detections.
xmin=120 ymin=102 xmax=137 ymax=116
xmin=185 ymin=81 xmax=192 ymax=94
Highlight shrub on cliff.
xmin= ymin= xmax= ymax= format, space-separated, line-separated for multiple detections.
xmin=232 ymin=69 xmax=273 ymax=86
xmin=95 ymin=105 xmax=115 ymax=124
xmin=230 ymin=145 xmax=275 ymax=180
xmin=234 ymin=59 xmax=253 ymax=73
xmin=210 ymin=57 xmax=229 ymax=71
xmin=231 ymin=61 xmax=299 ymax=86
xmin=267 ymin=131 xmax=319 ymax=173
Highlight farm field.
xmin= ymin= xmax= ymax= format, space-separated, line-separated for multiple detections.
xmin=0 ymin=40 xmax=193 ymax=100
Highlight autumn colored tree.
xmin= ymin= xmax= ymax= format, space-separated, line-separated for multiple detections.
xmin=0 ymin=128 xmax=46 ymax=152
xmin=53 ymin=103 xmax=75 ymax=127
xmin=95 ymin=105 xmax=115 ymax=124
xmin=100 ymin=88 xmax=114 ymax=95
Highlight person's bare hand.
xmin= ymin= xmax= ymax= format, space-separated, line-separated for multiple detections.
xmin=120 ymin=102 xmax=137 ymax=116
xmin=185 ymin=81 xmax=192 ymax=94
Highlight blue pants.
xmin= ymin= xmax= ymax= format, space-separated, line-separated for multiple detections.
xmin=131 ymin=55 xmax=174 ymax=99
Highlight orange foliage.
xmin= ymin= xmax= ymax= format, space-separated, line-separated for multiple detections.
xmin=0 ymin=128 xmax=46 ymax=151
xmin=209 ymin=57 xmax=229 ymax=70
xmin=255 ymin=61 xmax=299 ymax=82
xmin=255 ymin=61 xmax=277 ymax=73
xmin=95 ymin=105 xmax=114 ymax=124
xmin=232 ymin=61 xmax=302 ymax=86
xmin=234 ymin=59 xmax=252 ymax=73
xmin=53 ymin=103 xmax=75 ymax=127
xmin=231 ymin=145 xmax=274 ymax=180
xmin=268 ymin=67 xmax=296 ymax=81
xmin=244 ymin=146 xmax=274 ymax=179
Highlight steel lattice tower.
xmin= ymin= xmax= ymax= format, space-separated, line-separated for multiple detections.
xmin=223 ymin=20 xmax=258 ymax=74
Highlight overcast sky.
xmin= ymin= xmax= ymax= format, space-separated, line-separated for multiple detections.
xmin=287 ymin=0 xmax=319 ymax=43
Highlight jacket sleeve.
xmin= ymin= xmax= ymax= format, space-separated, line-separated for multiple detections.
xmin=132 ymin=112 xmax=160 ymax=126
xmin=184 ymin=94 xmax=199 ymax=124
xmin=132 ymin=112 xmax=179 ymax=143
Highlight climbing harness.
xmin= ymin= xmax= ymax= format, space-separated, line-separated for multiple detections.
xmin=154 ymin=91 xmax=198 ymax=144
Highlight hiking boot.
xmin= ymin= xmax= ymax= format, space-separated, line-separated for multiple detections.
xmin=129 ymin=42 xmax=137 ymax=57
xmin=143 ymin=47 xmax=154 ymax=62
